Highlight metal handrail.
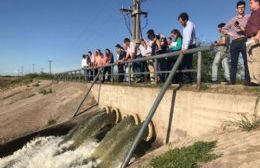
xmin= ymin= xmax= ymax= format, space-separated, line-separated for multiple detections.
xmin=54 ymin=46 xmax=211 ymax=87
xmin=120 ymin=53 xmax=184 ymax=168
xmin=72 ymin=68 xmax=103 ymax=117
xmin=56 ymin=46 xmax=209 ymax=73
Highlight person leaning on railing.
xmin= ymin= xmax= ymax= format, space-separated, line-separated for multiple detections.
xmin=115 ymin=44 xmax=126 ymax=82
xmin=245 ymin=0 xmax=260 ymax=86
xmin=139 ymin=38 xmax=155 ymax=84
xmin=102 ymin=48 xmax=114 ymax=82
xmin=81 ymin=54 xmax=88 ymax=81
xmin=146 ymin=29 xmax=162 ymax=83
xmin=169 ymin=29 xmax=183 ymax=83
xmin=178 ymin=12 xmax=196 ymax=84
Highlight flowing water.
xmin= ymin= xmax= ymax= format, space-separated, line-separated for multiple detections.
xmin=0 ymin=111 xmax=150 ymax=168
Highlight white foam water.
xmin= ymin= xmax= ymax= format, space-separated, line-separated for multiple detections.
xmin=0 ymin=136 xmax=99 ymax=168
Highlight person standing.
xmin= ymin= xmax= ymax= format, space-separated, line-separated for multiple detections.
xmin=146 ymin=29 xmax=162 ymax=83
xmin=223 ymin=0 xmax=250 ymax=85
xmin=178 ymin=12 xmax=196 ymax=83
xmin=169 ymin=29 xmax=183 ymax=83
xmin=139 ymin=38 xmax=155 ymax=83
xmin=170 ymin=29 xmax=183 ymax=52
xmin=81 ymin=54 xmax=88 ymax=81
xmin=212 ymin=23 xmax=231 ymax=83
xmin=245 ymin=0 xmax=260 ymax=86
xmin=103 ymin=48 xmax=114 ymax=82
xmin=115 ymin=44 xmax=126 ymax=82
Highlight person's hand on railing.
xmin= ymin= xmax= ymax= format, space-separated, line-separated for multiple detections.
xmin=180 ymin=49 xmax=187 ymax=54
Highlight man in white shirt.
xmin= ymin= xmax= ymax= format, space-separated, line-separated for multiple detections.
xmin=178 ymin=12 xmax=196 ymax=83
xmin=81 ymin=54 xmax=88 ymax=81
xmin=124 ymin=38 xmax=143 ymax=82
xmin=139 ymin=38 xmax=155 ymax=83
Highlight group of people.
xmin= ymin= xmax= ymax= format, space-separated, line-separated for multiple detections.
xmin=212 ymin=0 xmax=260 ymax=86
xmin=81 ymin=11 xmax=196 ymax=84
xmin=81 ymin=0 xmax=259 ymax=86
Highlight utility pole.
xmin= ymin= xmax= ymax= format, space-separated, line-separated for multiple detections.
xmin=32 ymin=64 xmax=35 ymax=73
xmin=48 ymin=60 xmax=52 ymax=74
xmin=41 ymin=68 xmax=44 ymax=74
xmin=21 ymin=66 xmax=24 ymax=76
xmin=120 ymin=0 xmax=148 ymax=44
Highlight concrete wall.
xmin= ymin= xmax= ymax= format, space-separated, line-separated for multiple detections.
xmin=90 ymin=84 xmax=259 ymax=144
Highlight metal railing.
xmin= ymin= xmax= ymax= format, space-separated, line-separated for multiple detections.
xmin=53 ymin=46 xmax=211 ymax=88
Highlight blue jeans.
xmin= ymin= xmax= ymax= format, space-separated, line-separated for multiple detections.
xmin=212 ymin=51 xmax=230 ymax=81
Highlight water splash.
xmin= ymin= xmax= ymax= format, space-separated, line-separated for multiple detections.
xmin=0 ymin=113 xmax=151 ymax=168
xmin=0 ymin=136 xmax=98 ymax=168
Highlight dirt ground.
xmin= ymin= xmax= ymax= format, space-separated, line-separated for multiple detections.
xmin=0 ymin=80 xmax=97 ymax=144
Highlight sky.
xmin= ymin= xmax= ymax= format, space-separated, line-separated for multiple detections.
xmin=0 ymin=0 xmax=251 ymax=75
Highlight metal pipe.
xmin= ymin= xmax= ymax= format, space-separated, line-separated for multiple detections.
xmin=72 ymin=68 xmax=103 ymax=117
xmin=128 ymin=63 xmax=131 ymax=85
xmin=120 ymin=54 xmax=184 ymax=168
xmin=154 ymin=59 xmax=158 ymax=84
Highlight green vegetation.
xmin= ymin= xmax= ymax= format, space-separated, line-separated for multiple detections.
xmin=0 ymin=73 xmax=53 ymax=89
xmin=39 ymin=88 xmax=53 ymax=95
xmin=224 ymin=114 xmax=260 ymax=132
xmin=150 ymin=141 xmax=219 ymax=168
xmin=32 ymin=82 xmax=40 ymax=87
xmin=245 ymin=87 xmax=260 ymax=96
xmin=47 ymin=118 xmax=57 ymax=126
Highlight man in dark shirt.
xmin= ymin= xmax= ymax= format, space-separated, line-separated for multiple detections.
xmin=245 ymin=0 xmax=260 ymax=86
xmin=115 ymin=44 xmax=126 ymax=82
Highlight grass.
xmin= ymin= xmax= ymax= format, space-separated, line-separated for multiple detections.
xmin=245 ymin=87 xmax=260 ymax=96
xmin=32 ymin=83 xmax=40 ymax=87
xmin=150 ymin=141 xmax=219 ymax=168
xmin=39 ymin=88 xmax=53 ymax=95
xmin=47 ymin=118 xmax=57 ymax=126
xmin=223 ymin=114 xmax=260 ymax=132
xmin=0 ymin=73 xmax=53 ymax=89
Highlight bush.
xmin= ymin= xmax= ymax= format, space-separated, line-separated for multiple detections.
xmin=39 ymin=88 xmax=52 ymax=95
xmin=150 ymin=141 xmax=219 ymax=168
xmin=223 ymin=114 xmax=260 ymax=132
xmin=33 ymin=83 xmax=40 ymax=87
xmin=47 ymin=118 xmax=57 ymax=126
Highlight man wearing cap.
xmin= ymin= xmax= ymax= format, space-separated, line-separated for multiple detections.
xmin=245 ymin=0 xmax=260 ymax=86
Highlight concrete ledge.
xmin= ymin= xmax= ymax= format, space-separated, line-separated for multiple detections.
xmin=90 ymin=84 xmax=259 ymax=144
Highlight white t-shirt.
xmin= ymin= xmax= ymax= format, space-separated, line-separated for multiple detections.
xmin=139 ymin=44 xmax=152 ymax=57
xmin=81 ymin=58 xmax=87 ymax=68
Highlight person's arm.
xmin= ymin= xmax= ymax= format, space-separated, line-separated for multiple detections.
xmin=222 ymin=18 xmax=234 ymax=36
xmin=155 ymin=39 xmax=161 ymax=50
xmin=216 ymin=36 xmax=226 ymax=46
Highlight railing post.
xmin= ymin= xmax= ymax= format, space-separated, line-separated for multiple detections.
xmin=197 ymin=51 xmax=202 ymax=88
xmin=111 ymin=65 xmax=114 ymax=83
xmin=154 ymin=58 xmax=158 ymax=84
xmin=128 ymin=63 xmax=131 ymax=85
xmin=78 ymin=70 xmax=81 ymax=82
